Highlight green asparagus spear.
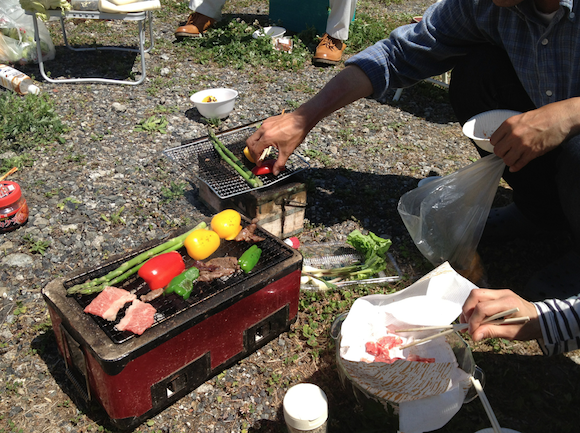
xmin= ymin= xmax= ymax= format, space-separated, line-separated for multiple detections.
xmin=66 ymin=222 xmax=206 ymax=295
xmin=208 ymin=128 xmax=263 ymax=188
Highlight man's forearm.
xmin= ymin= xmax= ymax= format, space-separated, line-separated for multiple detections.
xmin=292 ymin=65 xmax=374 ymax=132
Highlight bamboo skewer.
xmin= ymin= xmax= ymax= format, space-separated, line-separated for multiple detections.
xmin=396 ymin=308 xmax=523 ymax=333
xmin=398 ymin=308 xmax=529 ymax=349
xmin=258 ymin=109 xmax=285 ymax=163
xmin=399 ymin=329 xmax=456 ymax=349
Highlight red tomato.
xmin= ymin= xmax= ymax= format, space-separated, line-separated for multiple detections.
xmin=251 ymin=159 xmax=285 ymax=176
xmin=138 ymin=251 xmax=186 ymax=291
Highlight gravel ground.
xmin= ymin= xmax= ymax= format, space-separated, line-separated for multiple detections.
xmin=2 ymin=1 xmax=580 ymax=433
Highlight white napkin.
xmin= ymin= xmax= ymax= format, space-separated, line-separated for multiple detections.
xmin=340 ymin=262 xmax=477 ymax=433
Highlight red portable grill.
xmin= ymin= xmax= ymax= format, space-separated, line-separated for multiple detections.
xmin=42 ymin=217 xmax=302 ymax=430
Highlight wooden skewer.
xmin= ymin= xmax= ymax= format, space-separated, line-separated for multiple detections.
xmin=399 ymin=311 xmax=529 ymax=350
xmin=396 ymin=308 xmax=521 ymax=333
xmin=258 ymin=109 xmax=285 ymax=163
xmin=400 ymin=329 xmax=456 ymax=349
xmin=0 ymin=167 xmax=18 ymax=182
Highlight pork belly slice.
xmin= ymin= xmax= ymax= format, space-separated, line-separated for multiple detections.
xmin=84 ymin=286 xmax=136 ymax=321
xmin=116 ymin=299 xmax=156 ymax=335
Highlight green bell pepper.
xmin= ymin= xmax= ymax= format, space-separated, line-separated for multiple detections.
xmin=164 ymin=267 xmax=200 ymax=300
xmin=238 ymin=245 xmax=262 ymax=273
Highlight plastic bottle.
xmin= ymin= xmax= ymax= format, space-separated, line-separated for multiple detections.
xmin=0 ymin=64 xmax=40 ymax=96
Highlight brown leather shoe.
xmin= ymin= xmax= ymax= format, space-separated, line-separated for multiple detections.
xmin=313 ymin=33 xmax=346 ymax=65
xmin=175 ymin=12 xmax=215 ymax=38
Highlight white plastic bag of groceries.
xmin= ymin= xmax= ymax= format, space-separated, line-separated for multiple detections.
xmin=0 ymin=0 xmax=55 ymax=64
xmin=397 ymin=154 xmax=505 ymax=279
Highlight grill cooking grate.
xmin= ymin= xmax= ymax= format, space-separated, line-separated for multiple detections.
xmin=163 ymin=122 xmax=309 ymax=199
xmin=65 ymin=222 xmax=294 ymax=344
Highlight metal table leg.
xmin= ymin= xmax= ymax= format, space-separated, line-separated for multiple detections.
xmin=30 ymin=10 xmax=154 ymax=86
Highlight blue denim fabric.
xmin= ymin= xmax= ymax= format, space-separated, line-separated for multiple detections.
xmin=346 ymin=0 xmax=578 ymax=106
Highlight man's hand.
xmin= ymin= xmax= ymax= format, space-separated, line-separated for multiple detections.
xmin=461 ymin=288 xmax=541 ymax=342
xmin=246 ymin=111 xmax=309 ymax=176
xmin=491 ymin=98 xmax=580 ymax=172
xmin=245 ymin=65 xmax=374 ymax=175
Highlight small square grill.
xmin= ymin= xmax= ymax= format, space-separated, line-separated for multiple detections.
xmin=163 ymin=121 xmax=309 ymax=199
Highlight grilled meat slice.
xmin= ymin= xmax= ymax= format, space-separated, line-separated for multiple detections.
xmin=234 ymin=220 xmax=265 ymax=243
xmin=197 ymin=257 xmax=240 ymax=282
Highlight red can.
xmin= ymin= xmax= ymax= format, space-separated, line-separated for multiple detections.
xmin=0 ymin=181 xmax=29 ymax=233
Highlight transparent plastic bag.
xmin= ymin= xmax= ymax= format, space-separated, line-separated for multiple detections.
xmin=0 ymin=0 xmax=55 ymax=65
xmin=397 ymin=154 xmax=505 ymax=281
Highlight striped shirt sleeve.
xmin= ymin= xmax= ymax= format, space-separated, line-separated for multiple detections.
xmin=534 ymin=298 xmax=580 ymax=356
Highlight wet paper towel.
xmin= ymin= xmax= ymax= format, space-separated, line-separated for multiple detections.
xmin=340 ymin=262 xmax=478 ymax=433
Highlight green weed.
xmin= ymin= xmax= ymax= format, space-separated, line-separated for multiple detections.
xmin=176 ymin=18 xmax=310 ymax=71
xmin=134 ymin=115 xmax=168 ymax=134
xmin=0 ymin=92 xmax=67 ymax=152
xmin=161 ymin=181 xmax=187 ymax=202
xmin=0 ymin=153 xmax=34 ymax=172
xmin=22 ymin=234 xmax=50 ymax=255
xmin=101 ymin=206 xmax=126 ymax=225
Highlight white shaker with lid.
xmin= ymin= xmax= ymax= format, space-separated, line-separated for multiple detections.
xmin=283 ymin=383 xmax=328 ymax=433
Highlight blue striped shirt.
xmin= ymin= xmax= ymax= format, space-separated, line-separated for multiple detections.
xmin=535 ymin=299 xmax=580 ymax=355
xmin=346 ymin=0 xmax=578 ymax=107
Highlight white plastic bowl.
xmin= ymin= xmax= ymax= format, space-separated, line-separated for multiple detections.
xmin=418 ymin=176 xmax=441 ymax=187
xmin=252 ymin=26 xmax=286 ymax=39
xmin=190 ymin=88 xmax=238 ymax=119
xmin=463 ymin=109 xmax=521 ymax=152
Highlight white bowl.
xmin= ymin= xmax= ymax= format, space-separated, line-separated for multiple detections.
xmin=463 ymin=109 xmax=521 ymax=152
xmin=418 ymin=176 xmax=441 ymax=187
xmin=252 ymin=26 xmax=286 ymax=39
xmin=190 ymin=88 xmax=238 ymax=119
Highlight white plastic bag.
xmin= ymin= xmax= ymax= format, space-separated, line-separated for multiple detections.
xmin=397 ymin=154 xmax=505 ymax=280
xmin=0 ymin=0 xmax=55 ymax=65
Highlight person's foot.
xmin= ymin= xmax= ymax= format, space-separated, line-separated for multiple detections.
xmin=175 ymin=12 xmax=215 ymax=38
xmin=313 ymin=33 xmax=345 ymax=65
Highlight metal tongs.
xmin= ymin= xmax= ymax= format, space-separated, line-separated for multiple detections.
xmin=397 ymin=308 xmax=530 ymax=349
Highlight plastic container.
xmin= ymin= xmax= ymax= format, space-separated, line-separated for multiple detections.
xmin=0 ymin=64 xmax=40 ymax=96
xmin=0 ymin=181 xmax=29 ymax=233
xmin=283 ymin=383 xmax=328 ymax=433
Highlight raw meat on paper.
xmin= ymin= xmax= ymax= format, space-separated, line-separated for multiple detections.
xmin=83 ymin=286 xmax=136 ymax=321
xmin=364 ymin=335 xmax=435 ymax=364
xmin=116 ymin=299 xmax=156 ymax=335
